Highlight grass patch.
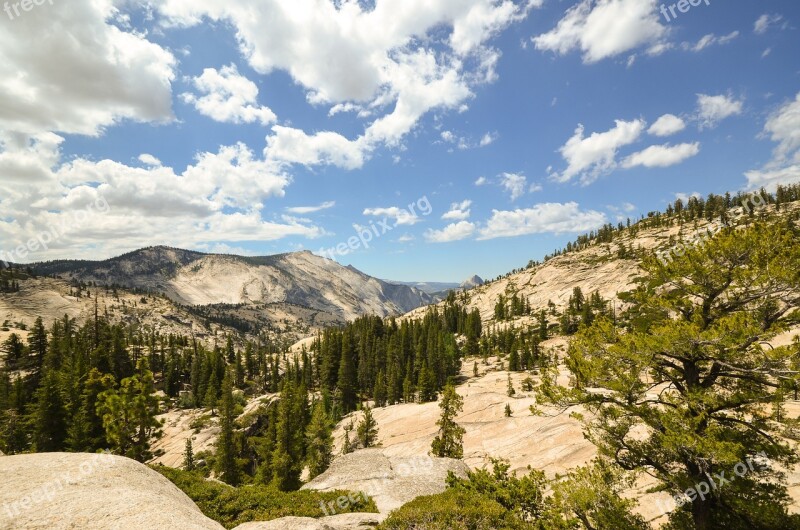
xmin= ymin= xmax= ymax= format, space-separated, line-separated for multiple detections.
xmin=153 ymin=466 xmax=378 ymax=529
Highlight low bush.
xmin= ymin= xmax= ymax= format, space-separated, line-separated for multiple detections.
xmin=153 ymin=465 xmax=378 ymax=529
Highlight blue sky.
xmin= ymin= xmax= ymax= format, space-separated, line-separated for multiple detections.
xmin=0 ymin=0 xmax=798 ymax=282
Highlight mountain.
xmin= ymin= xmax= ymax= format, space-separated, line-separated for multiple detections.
xmin=459 ymin=275 xmax=484 ymax=289
xmin=383 ymin=280 xmax=461 ymax=295
xmin=31 ymin=246 xmax=433 ymax=322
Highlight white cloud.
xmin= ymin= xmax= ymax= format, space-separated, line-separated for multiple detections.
xmin=550 ymin=119 xmax=646 ymax=184
xmin=475 ymin=176 xmax=489 ymax=186
xmin=0 ymin=136 xmax=323 ymax=262
xmin=138 ymin=154 xmax=162 ymax=167
xmin=363 ymin=206 xmax=420 ymax=226
xmin=425 ymin=221 xmax=476 ymax=243
xmin=648 ymin=114 xmax=686 ymax=137
xmin=745 ymin=93 xmax=800 ymax=190
xmin=478 ymin=202 xmax=606 ymax=240
xmin=696 ymin=93 xmax=744 ymax=130
xmin=682 ymin=31 xmax=739 ymax=52
xmin=479 ymin=132 xmax=498 ymax=146
xmin=397 ymin=234 xmax=416 ymax=243
xmin=442 ymin=200 xmax=473 ymax=221
xmin=499 ymin=172 xmax=528 ymax=200
xmin=0 ymin=0 xmax=176 ymax=136
xmin=621 ymin=142 xmax=700 ymax=169
xmin=675 ymin=192 xmax=702 ymax=202
xmin=265 ymin=126 xmax=366 ymax=170
xmin=159 ymin=0 xmax=534 ymax=170
xmin=754 ymin=14 xmax=784 ymax=35
xmin=286 ymin=201 xmax=336 ymax=214
xmin=182 ymin=64 xmax=277 ymax=125
xmin=533 ymin=0 xmax=666 ymax=63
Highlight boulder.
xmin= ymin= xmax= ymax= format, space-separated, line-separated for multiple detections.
xmin=301 ymin=448 xmax=468 ymax=513
xmin=0 ymin=453 xmax=223 ymax=530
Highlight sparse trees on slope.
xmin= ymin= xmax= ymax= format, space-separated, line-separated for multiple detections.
xmin=538 ymin=221 xmax=800 ymax=530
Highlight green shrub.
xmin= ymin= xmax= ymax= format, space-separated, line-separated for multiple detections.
xmin=378 ymin=488 xmax=530 ymax=530
xmin=153 ymin=466 xmax=377 ymax=529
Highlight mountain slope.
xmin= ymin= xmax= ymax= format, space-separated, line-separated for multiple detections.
xmin=32 ymin=247 xmax=433 ymax=322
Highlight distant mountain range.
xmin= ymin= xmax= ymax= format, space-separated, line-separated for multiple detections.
xmin=31 ymin=246 xmax=434 ymax=322
xmin=384 ymin=275 xmax=484 ymax=295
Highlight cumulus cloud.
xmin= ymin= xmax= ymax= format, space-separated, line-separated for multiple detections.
xmin=498 ymin=172 xmax=528 ymax=200
xmin=478 ymin=202 xmax=606 ymax=239
xmin=550 ymin=119 xmax=646 ymax=184
xmin=621 ymin=142 xmax=700 ymax=169
xmin=0 ymin=136 xmax=322 ymax=262
xmin=745 ymin=92 xmax=800 ymax=190
xmin=182 ymin=64 xmax=277 ymax=125
xmin=424 ymin=221 xmax=476 ymax=242
xmin=648 ymin=114 xmax=686 ymax=137
xmin=159 ymin=0 xmax=534 ymax=170
xmin=475 ymin=176 xmax=489 ymax=186
xmin=363 ymin=206 xmax=420 ymax=226
xmin=0 ymin=0 xmax=176 ymax=136
xmin=696 ymin=93 xmax=744 ymax=130
xmin=442 ymin=200 xmax=473 ymax=221
xmin=533 ymin=0 xmax=666 ymax=63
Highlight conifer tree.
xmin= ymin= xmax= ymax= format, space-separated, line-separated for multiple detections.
xmin=271 ymin=380 xmax=304 ymax=491
xmin=184 ymin=437 xmax=195 ymax=471
xmin=431 ymin=384 xmax=465 ymax=459
xmin=305 ymin=401 xmax=333 ymax=479
xmin=356 ymin=405 xmax=379 ymax=448
xmin=539 ymin=221 xmax=800 ymax=530
xmin=336 ymin=333 xmax=357 ymax=413
xmin=97 ymin=358 xmax=162 ymax=462
xmin=216 ymin=369 xmax=239 ymax=485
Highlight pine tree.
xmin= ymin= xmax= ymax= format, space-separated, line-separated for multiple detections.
xmin=373 ymin=370 xmax=387 ymax=408
xmin=67 ymin=369 xmax=114 ymax=452
xmin=336 ymin=333 xmax=357 ymax=413
xmin=184 ymin=437 xmax=195 ymax=471
xmin=356 ymin=405 xmax=379 ymax=448
xmin=97 ymin=358 xmax=163 ymax=462
xmin=506 ymin=374 xmax=516 ymax=397
xmin=305 ymin=401 xmax=333 ymax=479
xmin=216 ymin=369 xmax=239 ymax=485
xmin=431 ymin=384 xmax=465 ymax=459
xmin=32 ymin=370 xmax=66 ymax=451
xmin=504 ymin=403 xmax=512 ymax=417
xmin=539 ymin=221 xmax=800 ymax=530
xmin=271 ymin=380 xmax=304 ymax=491
xmin=417 ymin=363 xmax=436 ymax=403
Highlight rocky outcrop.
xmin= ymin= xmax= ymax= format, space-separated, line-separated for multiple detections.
xmin=0 ymin=453 xmax=223 ymax=530
xmin=302 ymin=448 xmax=468 ymax=514
xmin=233 ymin=513 xmax=385 ymax=530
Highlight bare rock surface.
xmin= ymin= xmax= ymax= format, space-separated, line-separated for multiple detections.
xmin=302 ymin=448 xmax=468 ymax=513
xmin=233 ymin=513 xmax=385 ymax=530
xmin=0 ymin=452 xmax=223 ymax=530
